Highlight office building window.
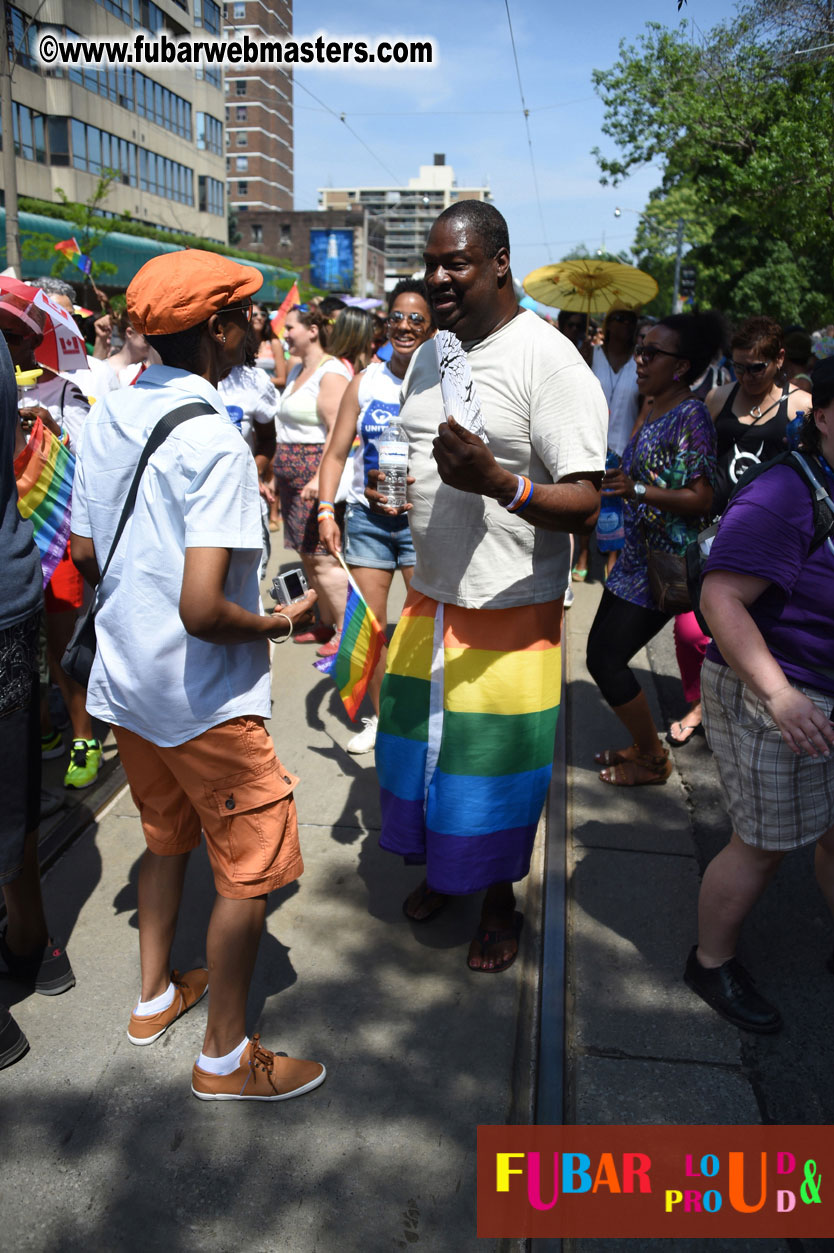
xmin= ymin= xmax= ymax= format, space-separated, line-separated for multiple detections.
xmin=235 ymin=80 xmax=247 ymax=96
xmin=233 ymin=1 xmax=245 ymax=16
xmin=132 ymin=0 xmax=166 ymax=32
xmin=4 ymin=103 xmax=47 ymax=163
xmin=237 ymin=181 xmax=248 ymax=195
xmin=196 ymin=65 xmax=222 ymax=89
xmin=236 ymin=106 xmax=247 ymax=121
xmin=198 ymin=175 xmax=225 ymax=216
xmin=47 ymin=118 xmax=70 ymax=166
xmin=235 ymin=156 xmax=248 ymax=172
xmin=251 ymin=224 xmax=263 ymax=244
xmin=194 ymin=0 xmax=221 ymax=34
xmin=196 ymin=112 xmax=223 ymax=155
xmin=236 ymin=132 xmax=247 ymax=147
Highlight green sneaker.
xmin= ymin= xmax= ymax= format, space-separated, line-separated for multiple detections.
xmin=64 ymin=738 xmax=102 ymax=790
xmin=41 ymin=729 xmax=64 ymax=760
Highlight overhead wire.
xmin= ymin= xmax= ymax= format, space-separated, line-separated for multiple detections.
xmin=504 ymin=0 xmax=552 ymax=261
xmin=293 ymin=77 xmax=404 ymax=186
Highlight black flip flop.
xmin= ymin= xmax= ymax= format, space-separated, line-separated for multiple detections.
xmin=402 ymin=882 xmax=448 ymax=923
xmin=667 ymin=720 xmax=704 ymax=747
xmin=467 ymin=911 xmax=524 ymax=973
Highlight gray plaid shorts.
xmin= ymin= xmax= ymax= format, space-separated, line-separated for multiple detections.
xmin=701 ymin=658 xmax=834 ymax=851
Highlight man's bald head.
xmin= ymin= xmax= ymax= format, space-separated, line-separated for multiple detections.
xmin=434 ymin=201 xmax=510 ymax=260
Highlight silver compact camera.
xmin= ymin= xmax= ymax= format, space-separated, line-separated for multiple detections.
xmin=269 ymin=567 xmax=309 ymax=605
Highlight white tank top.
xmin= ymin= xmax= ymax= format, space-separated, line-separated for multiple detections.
xmin=348 ymin=360 xmax=402 ymax=506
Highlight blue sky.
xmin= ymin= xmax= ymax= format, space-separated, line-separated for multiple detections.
xmin=292 ymin=0 xmax=738 ymax=278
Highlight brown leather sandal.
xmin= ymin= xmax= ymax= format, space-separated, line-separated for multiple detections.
xmin=599 ymin=748 xmax=672 ymax=787
xmin=593 ymin=744 xmax=639 ymax=767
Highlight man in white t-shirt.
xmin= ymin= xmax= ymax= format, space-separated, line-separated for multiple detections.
xmin=70 ymin=251 xmax=326 ymax=1103
xmin=370 ymin=203 xmax=608 ymax=973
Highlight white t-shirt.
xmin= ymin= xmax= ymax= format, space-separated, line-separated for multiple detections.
xmin=30 ymin=373 xmax=91 ymax=454
xmin=275 ymin=356 xmax=351 ymax=445
xmin=64 ymin=356 xmax=121 ymax=407
xmin=218 ymin=364 xmax=277 ymax=455
xmin=592 ymin=346 xmax=640 ymax=456
xmin=400 ymin=309 xmax=608 ymax=608
xmin=71 ymin=365 xmax=270 ymax=747
xmin=347 ymin=360 xmax=402 ymax=507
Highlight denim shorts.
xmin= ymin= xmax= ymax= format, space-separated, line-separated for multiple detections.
xmin=344 ymin=503 xmax=416 ymax=571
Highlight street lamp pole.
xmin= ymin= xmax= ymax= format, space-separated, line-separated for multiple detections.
xmin=615 ymin=207 xmax=686 ymax=316
xmin=0 ymin=0 xmax=22 ymax=276
xmin=671 ymin=217 xmax=685 ymax=315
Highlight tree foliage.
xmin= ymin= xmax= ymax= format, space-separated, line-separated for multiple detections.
xmin=20 ymin=174 xmax=124 ymax=280
xmin=592 ymin=1 xmax=834 ymax=326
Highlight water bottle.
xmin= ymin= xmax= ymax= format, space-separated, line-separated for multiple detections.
xmin=596 ymin=450 xmax=625 ymax=552
xmin=226 ymin=404 xmax=244 ymax=432
xmin=377 ymin=423 xmax=409 ymax=509
xmin=786 ymin=410 xmax=805 ymax=451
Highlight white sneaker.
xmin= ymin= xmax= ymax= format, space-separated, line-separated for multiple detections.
xmin=347 ymin=715 xmax=378 ymax=755
xmin=564 ymin=585 xmax=575 ymax=609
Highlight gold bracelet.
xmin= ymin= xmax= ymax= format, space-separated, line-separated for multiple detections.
xmin=271 ymin=611 xmax=293 ymax=642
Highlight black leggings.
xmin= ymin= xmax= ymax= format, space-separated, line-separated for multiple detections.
xmin=586 ymin=589 xmax=670 ymax=708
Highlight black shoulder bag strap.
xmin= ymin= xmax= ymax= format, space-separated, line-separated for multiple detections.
xmin=93 ymin=400 xmax=216 ymax=588
xmin=61 ymin=400 xmax=216 ymax=685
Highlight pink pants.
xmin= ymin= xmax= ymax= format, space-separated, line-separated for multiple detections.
xmin=674 ymin=611 xmax=710 ymax=704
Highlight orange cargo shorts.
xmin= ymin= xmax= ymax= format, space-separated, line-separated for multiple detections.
xmin=113 ymin=716 xmax=303 ymax=899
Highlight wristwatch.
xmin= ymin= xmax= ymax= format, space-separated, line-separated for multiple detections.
xmin=633 ymin=482 xmax=647 ymax=499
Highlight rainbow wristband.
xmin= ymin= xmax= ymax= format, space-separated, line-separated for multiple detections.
xmin=317 ymin=500 xmax=335 ymax=508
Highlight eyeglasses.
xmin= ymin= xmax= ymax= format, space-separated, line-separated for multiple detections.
xmin=634 ymin=344 xmax=681 ymax=363
xmin=731 ymin=360 xmax=770 ymax=377
xmin=221 ymin=302 xmax=252 ymax=322
xmin=387 ymin=311 xmax=427 ymax=326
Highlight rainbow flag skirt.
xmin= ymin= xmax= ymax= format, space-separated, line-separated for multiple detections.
xmin=376 ymin=590 xmax=562 ymax=895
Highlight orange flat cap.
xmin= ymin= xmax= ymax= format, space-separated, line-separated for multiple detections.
xmin=127 ymin=249 xmax=263 ymax=335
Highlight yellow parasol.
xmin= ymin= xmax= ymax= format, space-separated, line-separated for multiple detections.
xmin=522 ymin=259 xmax=658 ymax=316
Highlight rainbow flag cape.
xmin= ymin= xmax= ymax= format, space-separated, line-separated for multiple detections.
xmin=54 ymin=237 xmax=92 ymax=275
xmin=14 ymin=418 xmax=76 ymax=586
xmin=313 ymin=557 xmax=386 ymax=721
xmin=270 ymin=283 xmax=299 ymax=339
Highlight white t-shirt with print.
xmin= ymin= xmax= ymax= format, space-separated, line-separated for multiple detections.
xmin=218 ymin=364 xmax=277 ymax=455
xmin=71 ymin=366 xmax=270 ymax=747
xmin=400 ymin=309 xmax=608 ymax=609
xmin=275 ymin=356 xmax=351 ymax=445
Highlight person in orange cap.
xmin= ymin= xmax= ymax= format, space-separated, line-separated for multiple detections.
xmin=69 ymin=251 xmax=327 ymax=1101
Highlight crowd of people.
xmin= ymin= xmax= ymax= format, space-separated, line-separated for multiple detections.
xmin=2 ymin=200 xmax=833 ymax=1094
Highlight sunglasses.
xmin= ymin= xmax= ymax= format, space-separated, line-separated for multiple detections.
xmin=731 ymin=360 xmax=770 ymax=377
xmin=387 ymin=311 xmax=427 ymax=326
xmin=291 ymin=302 xmax=310 ymax=313
xmin=634 ymin=344 xmax=681 ymax=363
xmin=221 ymin=302 xmax=253 ymax=321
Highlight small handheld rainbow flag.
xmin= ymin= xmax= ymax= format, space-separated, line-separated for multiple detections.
xmin=313 ymin=556 xmax=386 ymax=721
xmin=270 ymin=282 xmax=299 ymax=339
xmin=14 ymin=417 xmax=76 ymax=587
xmin=54 ymin=237 xmax=92 ymax=275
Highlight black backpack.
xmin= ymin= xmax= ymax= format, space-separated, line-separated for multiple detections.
xmin=686 ymin=451 xmax=834 ymax=636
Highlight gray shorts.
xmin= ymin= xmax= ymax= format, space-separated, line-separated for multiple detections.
xmin=701 ymin=658 xmax=834 ymax=851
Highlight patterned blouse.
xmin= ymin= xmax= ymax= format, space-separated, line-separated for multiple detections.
xmin=606 ymin=396 xmax=717 ymax=610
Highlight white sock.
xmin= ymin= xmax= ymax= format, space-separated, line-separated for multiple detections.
xmin=134 ymin=981 xmax=176 ymax=1016
xmin=197 ymin=1037 xmax=249 ymax=1075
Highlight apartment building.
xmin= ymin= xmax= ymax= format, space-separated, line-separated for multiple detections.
xmin=318 ymin=154 xmax=493 ymax=286
xmin=223 ymin=0 xmax=293 ymax=232
xmin=2 ymin=0 xmax=228 ymax=241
